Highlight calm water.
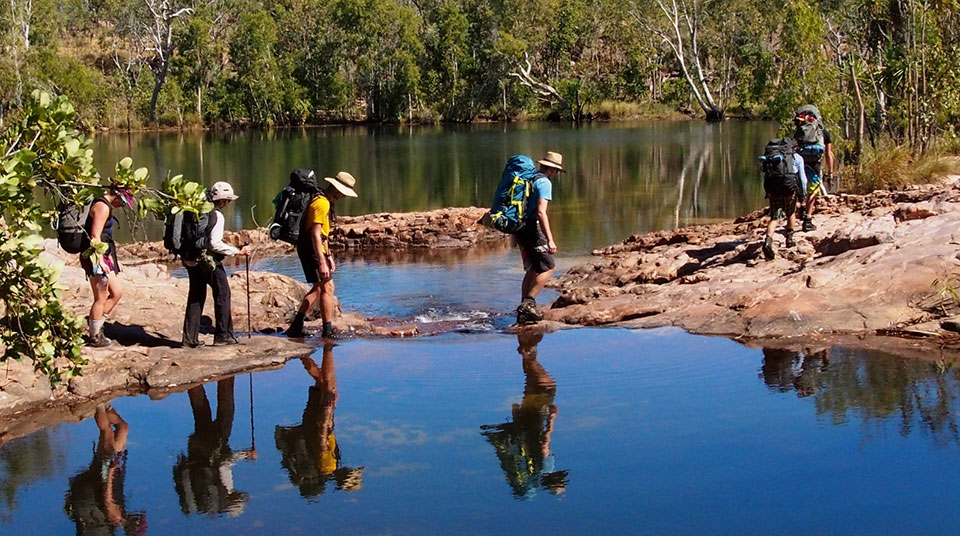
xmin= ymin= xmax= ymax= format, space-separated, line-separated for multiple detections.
xmin=92 ymin=121 xmax=775 ymax=253
xmin=3 ymin=330 xmax=960 ymax=534
xmin=8 ymin=122 xmax=958 ymax=532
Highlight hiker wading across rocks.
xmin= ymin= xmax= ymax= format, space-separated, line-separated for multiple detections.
xmin=516 ymin=152 xmax=564 ymax=325
xmin=287 ymin=172 xmax=358 ymax=339
xmin=81 ymin=185 xmax=135 ymax=347
xmin=182 ymin=182 xmax=251 ymax=348
xmin=793 ymin=105 xmax=834 ymax=231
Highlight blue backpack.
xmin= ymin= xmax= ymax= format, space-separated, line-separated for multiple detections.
xmin=489 ymin=155 xmax=540 ymax=234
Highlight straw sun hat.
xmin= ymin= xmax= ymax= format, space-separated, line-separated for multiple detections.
xmin=537 ymin=152 xmax=565 ymax=172
xmin=325 ymin=171 xmax=359 ymax=197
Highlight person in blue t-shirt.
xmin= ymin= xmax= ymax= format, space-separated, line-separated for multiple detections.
xmin=516 ymin=152 xmax=564 ymax=325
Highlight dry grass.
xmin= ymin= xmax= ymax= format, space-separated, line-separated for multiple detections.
xmin=849 ymin=141 xmax=960 ymax=193
xmin=589 ymin=100 xmax=688 ymax=121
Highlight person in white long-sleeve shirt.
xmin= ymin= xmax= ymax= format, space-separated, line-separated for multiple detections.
xmin=182 ymin=182 xmax=251 ymax=347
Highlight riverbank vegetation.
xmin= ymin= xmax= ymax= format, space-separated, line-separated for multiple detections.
xmin=1 ymin=1 xmax=957 ymax=145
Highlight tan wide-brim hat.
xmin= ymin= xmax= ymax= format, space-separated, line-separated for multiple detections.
xmin=325 ymin=171 xmax=358 ymax=197
xmin=538 ymin=151 xmax=565 ymax=172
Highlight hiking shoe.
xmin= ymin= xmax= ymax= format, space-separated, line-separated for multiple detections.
xmin=321 ymin=328 xmax=336 ymax=339
xmin=183 ymin=340 xmax=206 ymax=349
xmin=802 ymin=219 xmax=816 ymax=232
xmin=516 ymin=302 xmax=544 ymax=325
xmin=213 ymin=334 xmax=240 ymax=346
xmin=762 ymin=237 xmax=776 ymax=260
xmin=285 ymin=325 xmax=312 ymax=338
xmin=87 ymin=332 xmax=113 ymax=348
xmin=785 ymin=230 xmax=796 ymax=248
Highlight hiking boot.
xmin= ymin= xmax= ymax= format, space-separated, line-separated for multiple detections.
xmin=285 ymin=325 xmax=312 ymax=338
xmin=87 ymin=332 xmax=113 ymax=348
xmin=183 ymin=340 xmax=206 ymax=349
xmin=213 ymin=334 xmax=240 ymax=346
xmin=516 ymin=301 xmax=544 ymax=325
xmin=802 ymin=218 xmax=816 ymax=232
xmin=321 ymin=327 xmax=336 ymax=339
xmin=762 ymin=237 xmax=776 ymax=260
xmin=785 ymin=230 xmax=796 ymax=248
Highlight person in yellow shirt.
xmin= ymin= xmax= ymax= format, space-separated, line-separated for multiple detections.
xmin=287 ymin=171 xmax=358 ymax=338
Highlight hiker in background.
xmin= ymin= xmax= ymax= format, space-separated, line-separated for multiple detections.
xmin=182 ymin=182 xmax=252 ymax=348
xmin=516 ymin=152 xmax=564 ymax=325
xmin=81 ymin=185 xmax=134 ymax=347
xmin=793 ymin=105 xmax=834 ymax=231
xmin=287 ymin=172 xmax=358 ymax=339
xmin=760 ymin=138 xmax=807 ymax=260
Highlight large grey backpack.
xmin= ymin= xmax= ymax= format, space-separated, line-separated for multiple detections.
xmin=794 ymin=104 xmax=825 ymax=147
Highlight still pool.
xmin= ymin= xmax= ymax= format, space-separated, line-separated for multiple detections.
xmin=2 ymin=329 xmax=960 ymax=534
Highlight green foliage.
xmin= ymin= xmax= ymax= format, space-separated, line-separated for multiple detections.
xmin=0 ymin=91 xmax=207 ymax=384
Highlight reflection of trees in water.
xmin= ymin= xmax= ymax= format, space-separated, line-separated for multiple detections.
xmin=275 ymin=344 xmax=363 ymax=499
xmin=0 ymin=429 xmax=66 ymax=524
xmin=94 ymin=122 xmax=777 ymax=249
xmin=760 ymin=347 xmax=960 ymax=446
xmin=481 ymin=331 xmax=568 ymax=500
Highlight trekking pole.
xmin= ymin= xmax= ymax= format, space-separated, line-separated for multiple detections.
xmin=245 ymin=251 xmax=252 ymax=339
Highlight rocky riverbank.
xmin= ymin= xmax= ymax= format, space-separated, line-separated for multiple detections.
xmin=119 ymin=206 xmax=504 ymax=266
xmin=545 ymin=175 xmax=960 ymax=349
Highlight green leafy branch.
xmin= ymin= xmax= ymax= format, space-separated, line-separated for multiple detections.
xmin=0 ymin=91 xmax=210 ymax=385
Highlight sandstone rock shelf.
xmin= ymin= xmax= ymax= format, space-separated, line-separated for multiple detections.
xmin=545 ymin=176 xmax=960 ymax=348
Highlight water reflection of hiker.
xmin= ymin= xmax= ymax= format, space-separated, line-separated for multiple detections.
xmin=480 ymin=331 xmax=569 ymax=499
xmin=760 ymin=347 xmax=830 ymax=397
xmin=274 ymin=344 xmax=363 ymax=496
xmin=64 ymin=405 xmax=147 ymax=535
xmin=286 ymin=172 xmax=358 ymax=339
xmin=173 ymin=378 xmax=256 ymax=517
xmin=81 ymin=186 xmax=135 ymax=348
xmin=515 ymin=152 xmax=564 ymax=325
xmin=275 ymin=343 xmax=364 ymax=497
xmin=181 ymin=182 xmax=252 ymax=348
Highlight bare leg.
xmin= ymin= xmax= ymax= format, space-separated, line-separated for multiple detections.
xmin=297 ymin=283 xmax=323 ymax=315
xmin=521 ymin=268 xmax=555 ymax=301
xmin=89 ymin=276 xmax=109 ymax=321
xmin=102 ymin=277 xmax=123 ymax=316
xmin=319 ymin=279 xmax=336 ymax=323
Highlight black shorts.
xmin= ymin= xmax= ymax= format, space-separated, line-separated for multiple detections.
xmin=517 ymin=221 xmax=555 ymax=273
xmin=768 ymin=193 xmax=798 ymax=220
xmin=297 ymin=242 xmax=330 ymax=284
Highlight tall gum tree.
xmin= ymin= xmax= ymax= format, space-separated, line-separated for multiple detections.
xmin=631 ymin=0 xmax=724 ymax=121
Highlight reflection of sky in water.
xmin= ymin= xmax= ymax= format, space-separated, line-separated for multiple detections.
xmin=4 ymin=329 xmax=960 ymax=533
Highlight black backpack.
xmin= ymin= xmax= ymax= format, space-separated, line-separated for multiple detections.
xmin=55 ymin=201 xmax=93 ymax=254
xmin=269 ymin=168 xmax=320 ymax=244
xmin=164 ymin=210 xmax=214 ymax=261
xmin=759 ymin=138 xmax=799 ymax=197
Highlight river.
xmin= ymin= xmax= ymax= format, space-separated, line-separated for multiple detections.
xmin=4 ymin=122 xmax=960 ymax=533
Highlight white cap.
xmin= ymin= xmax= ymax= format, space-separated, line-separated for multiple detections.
xmin=210 ymin=181 xmax=238 ymax=201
